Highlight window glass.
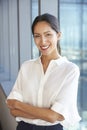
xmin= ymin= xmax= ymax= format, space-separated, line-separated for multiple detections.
xmin=60 ymin=1 xmax=87 ymax=129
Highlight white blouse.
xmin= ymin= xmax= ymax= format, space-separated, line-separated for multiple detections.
xmin=7 ymin=56 xmax=81 ymax=128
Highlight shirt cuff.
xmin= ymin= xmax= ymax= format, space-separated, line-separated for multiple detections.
xmin=51 ymin=101 xmax=68 ymax=119
xmin=51 ymin=101 xmax=81 ymax=128
xmin=7 ymin=91 xmax=23 ymax=102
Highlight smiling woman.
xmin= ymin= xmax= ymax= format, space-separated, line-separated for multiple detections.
xmin=6 ymin=13 xmax=81 ymax=130
xmin=32 ymin=14 xmax=61 ymax=57
xmin=33 ymin=21 xmax=60 ymax=57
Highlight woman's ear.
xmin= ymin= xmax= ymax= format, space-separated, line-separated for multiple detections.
xmin=57 ymin=32 xmax=62 ymax=40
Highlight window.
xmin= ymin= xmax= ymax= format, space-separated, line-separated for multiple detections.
xmin=60 ymin=0 xmax=87 ymax=129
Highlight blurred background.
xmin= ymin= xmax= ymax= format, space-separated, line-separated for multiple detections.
xmin=0 ymin=0 xmax=87 ymax=130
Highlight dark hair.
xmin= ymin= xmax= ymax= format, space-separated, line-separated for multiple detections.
xmin=32 ymin=13 xmax=61 ymax=54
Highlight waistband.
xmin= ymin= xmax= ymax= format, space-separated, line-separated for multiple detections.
xmin=17 ymin=121 xmax=63 ymax=130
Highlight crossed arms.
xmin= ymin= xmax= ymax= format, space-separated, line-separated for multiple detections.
xmin=7 ymin=99 xmax=64 ymax=123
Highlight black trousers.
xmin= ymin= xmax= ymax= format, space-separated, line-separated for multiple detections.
xmin=16 ymin=121 xmax=63 ymax=130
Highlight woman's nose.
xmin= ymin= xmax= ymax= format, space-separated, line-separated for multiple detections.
xmin=41 ymin=36 xmax=46 ymax=44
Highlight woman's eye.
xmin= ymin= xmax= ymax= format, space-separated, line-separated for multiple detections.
xmin=34 ymin=35 xmax=40 ymax=38
xmin=46 ymin=34 xmax=52 ymax=37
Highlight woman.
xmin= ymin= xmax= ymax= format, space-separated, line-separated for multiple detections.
xmin=6 ymin=13 xmax=81 ymax=130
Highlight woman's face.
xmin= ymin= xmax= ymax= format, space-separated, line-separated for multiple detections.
xmin=33 ymin=21 xmax=61 ymax=56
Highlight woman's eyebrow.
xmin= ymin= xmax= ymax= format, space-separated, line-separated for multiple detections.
xmin=44 ymin=31 xmax=51 ymax=34
xmin=34 ymin=31 xmax=51 ymax=35
xmin=33 ymin=33 xmax=40 ymax=35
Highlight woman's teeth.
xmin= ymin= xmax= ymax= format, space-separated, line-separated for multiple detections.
xmin=41 ymin=46 xmax=49 ymax=50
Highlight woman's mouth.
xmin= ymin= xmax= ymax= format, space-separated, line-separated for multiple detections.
xmin=40 ymin=45 xmax=49 ymax=50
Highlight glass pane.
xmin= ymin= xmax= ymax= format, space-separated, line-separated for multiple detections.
xmin=60 ymin=0 xmax=82 ymax=3
xmin=60 ymin=1 xmax=87 ymax=130
xmin=31 ymin=0 xmax=39 ymax=58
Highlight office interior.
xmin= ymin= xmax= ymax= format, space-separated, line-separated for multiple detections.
xmin=0 ymin=0 xmax=87 ymax=130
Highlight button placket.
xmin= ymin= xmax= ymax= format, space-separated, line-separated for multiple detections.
xmin=37 ymin=61 xmax=55 ymax=107
xmin=37 ymin=75 xmax=45 ymax=107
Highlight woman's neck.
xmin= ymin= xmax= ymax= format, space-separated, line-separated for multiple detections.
xmin=40 ymin=53 xmax=61 ymax=73
xmin=41 ymin=51 xmax=61 ymax=63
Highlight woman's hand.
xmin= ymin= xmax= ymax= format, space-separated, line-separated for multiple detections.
xmin=6 ymin=99 xmax=36 ymax=119
xmin=6 ymin=99 xmax=19 ymax=109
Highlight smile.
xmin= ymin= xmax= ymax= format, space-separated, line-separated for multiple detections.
xmin=40 ymin=45 xmax=49 ymax=50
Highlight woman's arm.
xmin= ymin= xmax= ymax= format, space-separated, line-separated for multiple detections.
xmin=10 ymin=109 xmax=36 ymax=119
xmin=7 ymin=99 xmax=64 ymax=123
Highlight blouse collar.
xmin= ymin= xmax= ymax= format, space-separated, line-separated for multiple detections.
xmin=37 ymin=56 xmax=68 ymax=66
